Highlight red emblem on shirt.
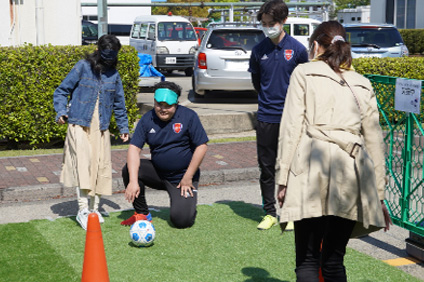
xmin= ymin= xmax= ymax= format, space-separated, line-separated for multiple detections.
xmin=173 ymin=123 xmax=183 ymax=133
xmin=284 ymin=49 xmax=294 ymax=61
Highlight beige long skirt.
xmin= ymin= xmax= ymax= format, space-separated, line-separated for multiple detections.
xmin=60 ymin=99 xmax=112 ymax=196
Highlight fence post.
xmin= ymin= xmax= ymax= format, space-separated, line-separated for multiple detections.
xmin=401 ymin=113 xmax=413 ymax=226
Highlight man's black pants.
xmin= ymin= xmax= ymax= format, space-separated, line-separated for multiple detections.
xmin=256 ymin=121 xmax=280 ymax=218
xmin=122 ymin=159 xmax=198 ymax=229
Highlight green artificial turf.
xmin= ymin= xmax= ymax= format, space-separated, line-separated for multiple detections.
xmin=0 ymin=202 xmax=420 ymax=282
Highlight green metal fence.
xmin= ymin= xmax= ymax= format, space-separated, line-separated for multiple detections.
xmin=366 ymin=74 xmax=424 ymax=236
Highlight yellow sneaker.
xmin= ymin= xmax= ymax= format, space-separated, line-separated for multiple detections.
xmin=285 ymin=221 xmax=294 ymax=231
xmin=257 ymin=215 xmax=278 ymax=230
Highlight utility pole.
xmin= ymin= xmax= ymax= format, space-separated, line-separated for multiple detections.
xmin=97 ymin=0 xmax=108 ymax=38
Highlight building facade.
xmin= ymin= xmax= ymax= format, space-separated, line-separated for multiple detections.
xmin=338 ymin=5 xmax=371 ymax=24
xmin=1 ymin=0 xmax=81 ymax=47
xmin=371 ymin=0 xmax=424 ymax=28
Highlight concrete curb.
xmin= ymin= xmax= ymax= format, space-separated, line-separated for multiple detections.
xmin=0 ymin=167 xmax=260 ymax=203
xmin=198 ymin=112 xmax=257 ymax=135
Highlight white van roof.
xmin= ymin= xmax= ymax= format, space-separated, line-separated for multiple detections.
xmin=133 ymin=14 xmax=190 ymax=23
xmin=285 ymin=17 xmax=322 ymax=24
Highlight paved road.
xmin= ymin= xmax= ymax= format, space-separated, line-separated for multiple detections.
xmin=137 ymin=72 xmax=259 ymax=135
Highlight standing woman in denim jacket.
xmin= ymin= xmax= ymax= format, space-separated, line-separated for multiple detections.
xmin=53 ymin=35 xmax=129 ymax=230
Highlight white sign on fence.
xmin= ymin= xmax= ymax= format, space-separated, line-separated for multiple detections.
xmin=395 ymin=78 xmax=422 ymax=114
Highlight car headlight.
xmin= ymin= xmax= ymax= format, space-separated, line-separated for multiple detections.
xmin=401 ymin=45 xmax=409 ymax=57
xmin=189 ymin=46 xmax=196 ymax=54
xmin=156 ymin=46 xmax=169 ymax=54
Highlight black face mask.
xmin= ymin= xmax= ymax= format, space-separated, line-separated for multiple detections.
xmin=100 ymin=49 xmax=118 ymax=62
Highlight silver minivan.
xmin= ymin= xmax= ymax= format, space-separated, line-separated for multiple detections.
xmin=192 ymin=23 xmax=265 ymax=97
xmin=344 ymin=23 xmax=409 ymax=58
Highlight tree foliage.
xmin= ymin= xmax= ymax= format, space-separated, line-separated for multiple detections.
xmin=152 ymin=0 xmax=242 ymax=26
xmin=153 ymin=0 xmax=211 ymax=22
xmin=334 ymin=0 xmax=370 ymax=11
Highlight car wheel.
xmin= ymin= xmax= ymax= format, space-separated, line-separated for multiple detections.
xmin=192 ymin=75 xmax=204 ymax=99
xmin=185 ymin=67 xmax=193 ymax=76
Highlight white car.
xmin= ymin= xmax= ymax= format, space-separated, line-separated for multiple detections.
xmin=192 ymin=23 xmax=265 ymax=98
xmin=344 ymin=23 xmax=409 ymax=58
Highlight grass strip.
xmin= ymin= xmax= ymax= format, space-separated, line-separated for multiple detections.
xmin=0 ymin=136 xmax=256 ymax=158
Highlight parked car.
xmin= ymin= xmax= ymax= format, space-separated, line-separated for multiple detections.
xmin=344 ymin=23 xmax=409 ymax=58
xmin=130 ymin=15 xmax=197 ymax=76
xmin=108 ymin=24 xmax=132 ymax=45
xmin=194 ymin=27 xmax=208 ymax=44
xmin=82 ymin=20 xmax=98 ymax=45
xmin=192 ymin=23 xmax=265 ymax=97
xmin=283 ymin=17 xmax=321 ymax=49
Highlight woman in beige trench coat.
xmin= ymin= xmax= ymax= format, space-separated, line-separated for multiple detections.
xmin=275 ymin=21 xmax=392 ymax=281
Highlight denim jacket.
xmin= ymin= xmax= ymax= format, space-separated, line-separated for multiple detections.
xmin=53 ymin=60 xmax=129 ymax=134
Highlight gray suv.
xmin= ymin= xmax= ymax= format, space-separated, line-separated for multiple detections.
xmin=192 ymin=23 xmax=265 ymax=98
xmin=344 ymin=23 xmax=409 ymax=58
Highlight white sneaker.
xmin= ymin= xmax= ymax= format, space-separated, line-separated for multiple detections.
xmin=76 ymin=208 xmax=90 ymax=230
xmin=93 ymin=210 xmax=105 ymax=224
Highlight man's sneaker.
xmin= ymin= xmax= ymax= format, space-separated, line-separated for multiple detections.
xmin=285 ymin=221 xmax=294 ymax=231
xmin=93 ymin=210 xmax=105 ymax=224
xmin=120 ymin=212 xmax=152 ymax=226
xmin=76 ymin=208 xmax=90 ymax=230
xmin=257 ymin=215 xmax=278 ymax=230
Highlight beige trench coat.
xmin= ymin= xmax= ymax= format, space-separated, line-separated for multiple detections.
xmin=275 ymin=61 xmax=386 ymax=237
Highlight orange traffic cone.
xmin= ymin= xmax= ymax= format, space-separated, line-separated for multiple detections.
xmin=319 ymin=240 xmax=324 ymax=282
xmin=319 ymin=268 xmax=324 ymax=282
xmin=81 ymin=213 xmax=109 ymax=282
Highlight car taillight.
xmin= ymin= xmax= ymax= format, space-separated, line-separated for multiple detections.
xmin=198 ymin=52 xmax=207 ymax=69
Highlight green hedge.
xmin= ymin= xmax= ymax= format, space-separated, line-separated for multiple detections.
xmin=353 ymin=57 xmax=424 ymax=125
xmin=0 ymin=44 xmax=140 ymax=148
xmin=353 ymin=57 xmax=424 ymax=79
xmin=399 ymin=29 xmax=424 ymax=55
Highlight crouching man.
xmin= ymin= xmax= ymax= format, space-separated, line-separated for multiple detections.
xmin=121 ymin=81 xmax=208 ymax=228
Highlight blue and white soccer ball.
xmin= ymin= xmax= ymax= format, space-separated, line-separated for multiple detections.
xmin=130 ymin=220 xmax=156 ymax=247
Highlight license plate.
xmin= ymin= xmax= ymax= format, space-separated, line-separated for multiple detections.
xmin=165 ymin=57 xmax=177 ymax=64
xmin=226 ymin=60 xmax=249 ymax=70
xmin=360 ymin=54 xmax=380 ymax=58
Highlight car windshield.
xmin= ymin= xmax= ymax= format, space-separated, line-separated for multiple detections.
xmin=108 ymin=24 xmax=132 ymax=36
xmin=158 ymin=22 xmax=197 ymax=41
xmin=206 ymin=30 xmax=265 ymax=51
xmin=345 ymin=27 xmax=404 ymax=48
xmin=82 ymin=23 xmax=98 ymax=38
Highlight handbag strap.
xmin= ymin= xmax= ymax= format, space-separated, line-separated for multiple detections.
xmin=340 ymin=74 xmax=363 ymax=119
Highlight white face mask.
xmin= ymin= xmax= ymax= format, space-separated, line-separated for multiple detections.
xmin=262 ymin=25 xmax=282 ymax=39
xmin=310 ymin=41 xmax=320 ymax=60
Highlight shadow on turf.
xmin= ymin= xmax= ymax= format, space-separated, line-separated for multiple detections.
xmin=242 ymin=267 xmax=288 ymax=282
xmin=117 ymin=206 xmax=172 ymax=227
xmin=216 ymin=201 xmax=264 ymax=223
xmin=117 ymin=201 xmax=265 ymax=229
xmin=50 ymin=198 xmax=121 ymax=217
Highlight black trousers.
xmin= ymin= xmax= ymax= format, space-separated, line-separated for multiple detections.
xmin=256 ymin=121 xmax=280 ymax=217
xmin=122 ymin=159 xmax=198 ymax=229
xmin=294 ymin=216 xmax=356 ymax=282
